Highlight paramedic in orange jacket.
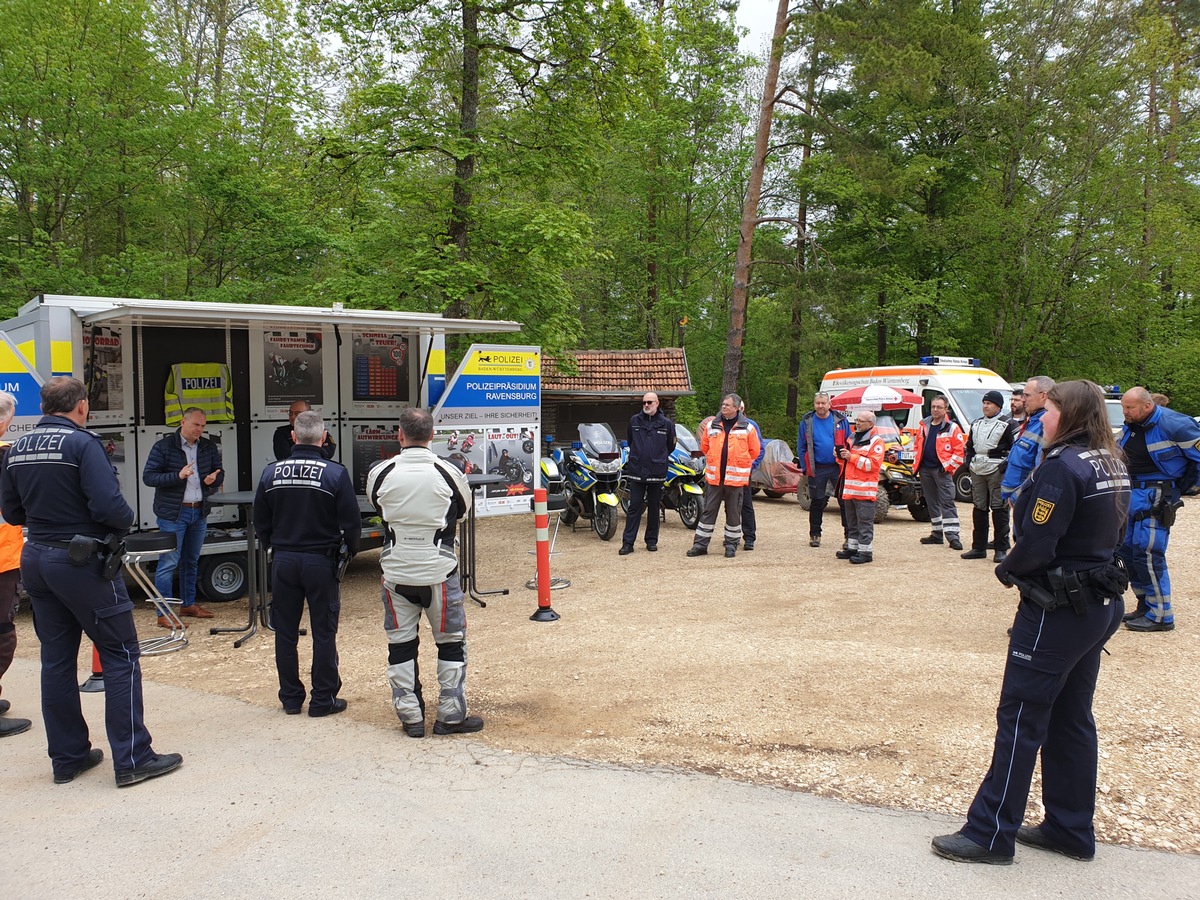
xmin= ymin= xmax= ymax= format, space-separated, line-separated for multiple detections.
xmin=834 ymin=410 xmax=887 ymax=565
xmin=912 ymin=395 xmax=968 ymax=551
xmin=0 ymin=390 xmax=31 ymax=738
xmin=686 ymin=393 xmax=762 ymax=560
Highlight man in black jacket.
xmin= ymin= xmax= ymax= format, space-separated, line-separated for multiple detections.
xmin=273 ymin=400 xmax=336 ymax=460
xmin=142 ymin=407 xmax=224 ymax=622
xmin=619 ymin=392 xmax=676 ymax=555
xmin=254 ymin=411 xmax=361 ymax=717
xmin=1 ymin=377 xmax=182 ymax=786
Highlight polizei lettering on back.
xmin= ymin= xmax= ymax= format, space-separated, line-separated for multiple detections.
xmin=181 ymin=377 xmax=221 ymax=390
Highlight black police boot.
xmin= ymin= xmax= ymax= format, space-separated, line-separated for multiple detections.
xmin=835 ymin=548 xmax=856 ymax=560
xmin=931 ymin=831 xmax=1013 ymax=865
xmin=848 ymin=551 xmax=873 ymax=564
xmin=920 ymin=533 xmax=944 ymax=545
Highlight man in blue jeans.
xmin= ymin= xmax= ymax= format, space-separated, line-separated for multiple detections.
xmin=142 ymin=407 xmax=224 ymax=625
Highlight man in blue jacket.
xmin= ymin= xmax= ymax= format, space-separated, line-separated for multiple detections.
xmin=1001 ymin=376 xmax=1055 ymax=504
xmin=142 ymin=407 xmax=224 ymax=623
xmin=1117 ymin=387 xmax=1200 ymax=632
xmin=796 ymin=392 xmax=852 ymax=548
xmin=620 ymin=392 xmax=676 ymax=555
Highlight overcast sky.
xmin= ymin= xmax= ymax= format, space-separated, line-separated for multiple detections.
xmin=736 ymin=1 xmax=779 ymax=56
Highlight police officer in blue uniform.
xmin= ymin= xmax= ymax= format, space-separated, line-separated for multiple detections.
xmin=1116 ymin=386 xmax=1200 ymax=632
xmin=933 ymin=381 xmax=1130 ymax=865
xmin=0 ymin=377 xmax=182 ymax=786
xmin=1000 ymin=375 xmax=1055 ymax=504
xmin=254 ymin=410 xmax=361 ymax=716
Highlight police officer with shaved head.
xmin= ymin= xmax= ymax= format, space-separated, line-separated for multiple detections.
xmin=1116 ymin=386 xmax=1200 ymax=632
xmin=0 ymin=377 xmax=182 ymax=786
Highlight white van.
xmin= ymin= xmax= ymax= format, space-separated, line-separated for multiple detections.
xmin=819 ymin=357 xmax=1013 ymax=501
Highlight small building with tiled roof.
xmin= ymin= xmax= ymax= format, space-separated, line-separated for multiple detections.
xmin=541 ymin=348 xmax=693 ymax=445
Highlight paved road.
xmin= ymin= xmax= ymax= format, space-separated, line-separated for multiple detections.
xmin=3 ymin=659 xmax=1196 ymax=899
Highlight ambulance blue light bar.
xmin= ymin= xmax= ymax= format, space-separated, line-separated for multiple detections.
xmin=919 ymin=356 xmax=980 ymax=367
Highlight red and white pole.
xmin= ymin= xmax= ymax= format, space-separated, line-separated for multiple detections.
xmin=530 ymin=487 xmax=560 ymax=622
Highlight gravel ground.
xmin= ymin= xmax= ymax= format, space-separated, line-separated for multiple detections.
xmin=10 ymin=495 xmax=1199 ymax=854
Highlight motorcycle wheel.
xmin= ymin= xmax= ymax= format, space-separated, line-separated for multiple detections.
xmin=678 ymin=493 xmax=701 ymax=530
xmin=560 ymin=503 xmax=579 ymax=526
xmin=593 ymin=504 xmax=618 ymax=541
xmin=616 ymin=476 xmax=631 ymax=513
xmin=908 ymin=496 xmax=931 ymax=522
xmin=873 ymin=486 xmax=890 ymax=524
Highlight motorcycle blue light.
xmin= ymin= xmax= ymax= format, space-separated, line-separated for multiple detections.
xmin=571 ymin=441 xmax=582 ymax=450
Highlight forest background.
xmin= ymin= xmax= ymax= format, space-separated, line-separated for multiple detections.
xmin=2 ymin=0 xmax=1198 ymax=439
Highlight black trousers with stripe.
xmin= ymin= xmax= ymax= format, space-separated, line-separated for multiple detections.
xmin=961 ymin=593 xmax=1123 ymax=857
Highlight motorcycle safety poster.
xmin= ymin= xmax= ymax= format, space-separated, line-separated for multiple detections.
xmin=82 ymin=325 xmax=129 ymax=424
xmin=262 ymin=330 xmax=324 ymax=408
xmin=431 ymin=344 xmax=541 ymax=517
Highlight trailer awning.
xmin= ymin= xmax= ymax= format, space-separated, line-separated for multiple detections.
xmin=29 ymin=295 xmax=523 ymax=335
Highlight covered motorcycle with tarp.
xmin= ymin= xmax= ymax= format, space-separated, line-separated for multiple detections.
xmin=749 ymin=439 xmax=802 ymax=498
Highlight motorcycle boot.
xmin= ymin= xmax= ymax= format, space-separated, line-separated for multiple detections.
xmin=991 ymin=507 xmax=1011 ymax=562
xmin=432 ymin=657 xmax=468 ymax=734
xmin=961 ymin=508 xmax=990 ymax=559
xmin=387 ymin=651 xmax=427 ymax=737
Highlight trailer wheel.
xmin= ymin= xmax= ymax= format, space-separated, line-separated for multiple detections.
xmin=199 ymin=554 xmax=248 ymax=602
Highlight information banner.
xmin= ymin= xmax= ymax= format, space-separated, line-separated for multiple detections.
xmin=263 ymin=330 xmax=325 ymax=408
xmin=431 ymin=345 xmax=541 ymax=517
xmin=350 ymin=422 xmax=402 ymax=495
xmin=83 ymin=326 xmax=127 ymax=422
xmin=431 ymin=344 xmax=540 ymax=428
xmin=348 ymin=331 xmax=412 ymax=413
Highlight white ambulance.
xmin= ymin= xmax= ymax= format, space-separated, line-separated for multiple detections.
xmin=819 ymin=357 xmax=1013 ymax=502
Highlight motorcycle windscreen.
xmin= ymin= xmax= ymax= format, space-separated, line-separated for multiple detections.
xmin=578 ymin=422 xmax=619 ymax=457
xmin=675 ymin=423 xmax=701 ymax=453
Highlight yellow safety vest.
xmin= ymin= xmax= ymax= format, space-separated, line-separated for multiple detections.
xmin=164 ymin=363 xmax=235 ymax=425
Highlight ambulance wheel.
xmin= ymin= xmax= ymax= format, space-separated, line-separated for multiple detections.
xmin=873 ymin=487 xmax=890 ymax=524
xmin=199 ymin=554 xmax=248 ymax=602
xmin=908 ymin=497 xmax=931 ymax=522
xmin=764 ymin=490 xmax=785 ymax=499
xmin=594 ymin=504 xmax=618 ymax=541
xmin=797 ymin=480 xmax=813 ymax=511
xmin=954 ymin=470 xmax=973 ymax=503
xmin=678 ymin=493 xmax=701 ymax=529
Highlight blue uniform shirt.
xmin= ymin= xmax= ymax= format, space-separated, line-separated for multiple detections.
xmin=1117 ymin=405 xmax=1200 ymax=492
xmin=0 ymin=415 xmax=134 ymax=542
xmin=1001 ymin=408 xmax=1047 ymax=502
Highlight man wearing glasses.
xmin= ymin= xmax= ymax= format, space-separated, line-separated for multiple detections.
xmin=619 ymin=392 xmax=676 ymax=555
xmin=1001 ymin=376 xmax=1055 ymax=504
xmin=274 ymin=400 xmax=336 ymax=461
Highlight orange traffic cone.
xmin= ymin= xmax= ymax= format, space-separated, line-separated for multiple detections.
xmin=79 ymin=645 xmax=104 ymax=693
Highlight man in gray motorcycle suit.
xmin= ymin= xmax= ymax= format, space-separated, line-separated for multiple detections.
xmin=366 ymin=407 xmax=481 ymax=738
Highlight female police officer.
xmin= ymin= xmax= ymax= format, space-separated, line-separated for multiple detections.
xmin=933 ymin=381 xmax=1130 ymax=865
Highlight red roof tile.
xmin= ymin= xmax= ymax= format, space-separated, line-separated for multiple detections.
xmin=542 ymin=349 xmax=693 ymax=396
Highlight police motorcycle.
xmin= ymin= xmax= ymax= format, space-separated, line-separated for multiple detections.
xmin=616 ymin=422 xmax=706 ymax=529
xmin=552 ymin=423 xmax=624 ymax=541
